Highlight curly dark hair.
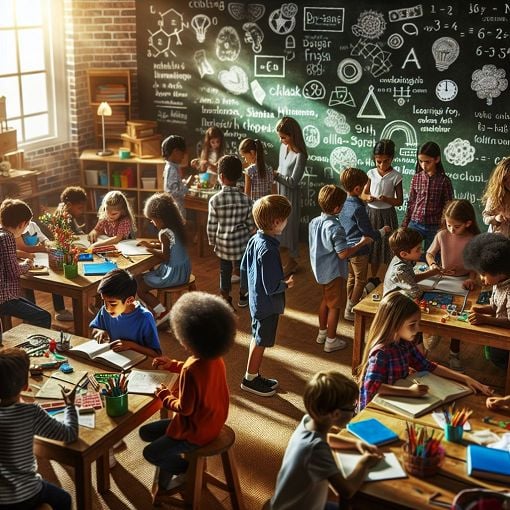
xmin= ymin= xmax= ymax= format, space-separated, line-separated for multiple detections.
xmin=170 ymin=292 xmax=236 ymax=359
xmin=463 ymin=233 xmax=510 ymax=276
xmin=143 ymin=192 xmax=186 ymax=244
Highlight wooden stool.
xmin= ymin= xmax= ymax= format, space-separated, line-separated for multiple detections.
xmin=156 ymin=274 xmax=197 ymax=310
xmin=154 ymin=425 xmax=244 ymax=510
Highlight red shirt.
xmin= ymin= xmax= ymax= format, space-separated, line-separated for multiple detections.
xmin=0 ymin=228 xmax=30 ymax=304
xmin=157 ymin=356 xmax=229 ymax=446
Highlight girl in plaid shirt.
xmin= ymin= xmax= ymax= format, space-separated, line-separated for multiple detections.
xmin=239 ymin=138 xmax=273 ymax=201
xmin=357 ymin=291 xmax=492 ymax=410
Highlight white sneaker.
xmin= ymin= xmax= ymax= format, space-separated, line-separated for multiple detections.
xmin=343 ymin=308 xmax=354 ymax=321
xmin=449 ymin=354 xmax=465 ymax=372
xmin=324 ymin=337 xmax=348 ymax=352
xmin=154 ymin=308 xmax=171 ymax=327
xmin=164 ymin=473 xmax=187 ymax=491
xmin=55 ymin=309 xmax=74 ymax=321
xmin=316 ymin=332 xmax=327 ymax=344
xmin=108 ymin=448 xmax=117 ymax=468
xmin=423 ymin=335 xmax=441 ymax=352
xmin=231 ymin=274 xmax=240 ymax=283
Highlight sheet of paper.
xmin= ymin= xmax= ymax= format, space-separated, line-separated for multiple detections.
xmin=53 ymin=409 xmax=96 ymax=429
xmin=336 ymin=452 xmax=407 ymax=481
xmin=127 ymin=369 xmax=177 ymax=394
xmin=116 ymin=239 xmax=151 ymax=256
xmin=33 ymin=252 xmax=49 ymax=267
xmin=432 ymin=410 xmax=472 ymax=431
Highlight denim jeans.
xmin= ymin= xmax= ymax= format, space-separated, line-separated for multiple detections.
xmin=219 ymin=258 xmax=247 ymax=296
xmin=408 ymin=221 xmax=439 ymax=257
xmin=0 ymin=481 xmax=72 ymax=510
xmin=0 ymin=297 xmax=51 ymax=328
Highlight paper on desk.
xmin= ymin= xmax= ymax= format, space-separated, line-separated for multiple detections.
xmin=53 ymin=409 xmax=96 ymax=429
xmin=33 ymin=252 xmax=49 ymax=267
xmin=73 ymin=234 xmax=108 ymax=249
xmin=116 ymin=239 xmax=151 ymax=256
xmin=336 ymin=452 xmax=407 ymax=481
xmin=432 ymin=410 xmax=471 ymax=431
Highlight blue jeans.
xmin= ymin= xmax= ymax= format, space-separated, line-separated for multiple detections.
xmin=408 ymin=221 xmax=439 ymax=258
xmin=219 ymin=258 xmax=247 ymax=296
xmin=0 ymin=297 xmax=51 ymax=328
xmin=0 ymin=481 xmax=72 ymax=510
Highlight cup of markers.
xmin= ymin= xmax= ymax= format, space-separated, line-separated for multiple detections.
xmin=104 ymin=374 xmax=129 ymax=417
xmin=403 ymin=423 xmax=445 ymax=477
xmin=443 ymin=406 xmax=471 ymax=443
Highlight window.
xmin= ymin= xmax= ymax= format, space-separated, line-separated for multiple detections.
xmin=0 ymin=0 xmax=67 ymax=148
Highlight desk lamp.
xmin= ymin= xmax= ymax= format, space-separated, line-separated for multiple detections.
xmin=96 ymin=101 xmax=113 ymax=156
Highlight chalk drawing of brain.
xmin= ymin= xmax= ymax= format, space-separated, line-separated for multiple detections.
xmin=352 ymin=10 xmax=386 ymax=39
xmin=330 ymin=147 xmax=358 ymax=174
xmin=324 ymin=109 xmax=350 ymax=135
xmin=216 ymin=26 xmax=241 ymax=61
xmin=444 ymin=138 xmax=475 ymax=166
xmin=471 ymin=64 xmax=508 ymax=106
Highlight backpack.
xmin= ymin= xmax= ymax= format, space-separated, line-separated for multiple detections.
xmin=452 ymin=489 xmax=510 ymax=510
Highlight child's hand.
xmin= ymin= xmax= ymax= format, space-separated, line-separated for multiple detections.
xmin=110 ymin=339 xmax=136 ymax=352
xmin=378 ymin=195 xmax=388 ymax=203
xmin=60 ymin=385 xmax=77 ymax=406
xmin=360 ymin=451 xmax=384 ymax=469
xmin=137 ymin=240 xmax=152 ymax=248
xmin=486 ymin=395 xmax=510 ymax=411
xmin=93 ymin=329 xmax=110 ymax=343
xmin=464 ymin=376 xmax=493 ymax=396
xmin=24 ymin=258 xmax=34 ymax=268
xmin=356 ymin=440 xmax=383 ymax=457
xmin=285 ymin=275 xmax=294 ymax=288
xmin=360 ymin=235 xmax=374 ymax=246
xmin=462 ymin=278 xmax=475 ymax=290
xmin=468 ymin=311 xmax=485 ymax=325
xmin=152 ymin=356 xmax=174 ymax=370
xmin=495 ymin=213 xmax=507 ymax=223
xmin=88 ymin=230 xmax=98 ymax=242
xmin=409 ymin=383 xmax=429 ymax=397
xmin=365 ymin=194 xmax=375 ymax=202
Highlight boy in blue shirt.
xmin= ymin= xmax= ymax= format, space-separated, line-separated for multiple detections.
xmin=339 ymin=168 xmax=390 ymax=321
xmin=309 ymin=185 xmax=374 ymax=353
xmin=240 ymin=195 xmax=293 ymax=397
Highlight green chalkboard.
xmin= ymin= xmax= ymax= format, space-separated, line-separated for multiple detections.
xmin=136 ymin=1 xmax=510 ymax=233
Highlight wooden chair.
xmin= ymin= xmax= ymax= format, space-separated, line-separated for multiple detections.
xmin=156 ymin=274 xmax=197 ymax=310
xmin=153 ymin=424 xmax=244 ymax=510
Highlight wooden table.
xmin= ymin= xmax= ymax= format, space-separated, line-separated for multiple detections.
xmin=2 ymin=323 xmax=163 ymax=510
xmin=342 ymin=394 xmax=509 ymax=509
xmin=185 ymin=192 xmax=214 ymax=258
xmin=351 ymin=284 xmax=510 ymax=393
xmin=21 ymin=252 xmax=157 ymax=337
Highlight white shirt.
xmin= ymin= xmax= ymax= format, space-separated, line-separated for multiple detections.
xmin=367 ymin=168 xmax=402 ymax=210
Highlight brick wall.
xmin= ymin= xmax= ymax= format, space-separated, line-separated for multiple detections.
xmin=25 ymin=0 xmax=137 ymax=208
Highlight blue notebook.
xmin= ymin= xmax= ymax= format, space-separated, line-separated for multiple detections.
xmin=83 ymin=261 xmax=118 ymax=276
xmin=467 ymin=445 xmax=510 ymax=484
xmin=347 ymin=418 xmax=399 ymax=446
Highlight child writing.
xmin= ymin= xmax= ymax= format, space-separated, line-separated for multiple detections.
xmin=240 ymin=195 xmax=293 ymax=397
xmin=55 ymin=186 xmax=88 ymax=235
xmin=271 ymin=371 xmax=383 ymax=510
xmin=357 ymin=291 xmax=492 ymax=410
xmin=239 ymin=137 xmax=273 ymax=200
xmin=465 ymin=233 xmax=510 ymax=369
xmin=0 ymin=199 xmax=51 ymax=328
xmin=402 ymin=141 xmax=453 ymax=254
xmin=363 ymin=139 xmax=403 ymax=279
xmin=274 ymin=116 xmax=308 ymax=276
xmin=339 ymin=167 xmax=390 ymax=321
xmin=88 ymin=190 xmax=135 ymax=249
xmin=0 ymin=347 xmax=78 ymax=510
xmin=309 ymin=185 xmax=374 ymax=352
xmin=139 ymin=292 xmax=235 ymax=498
xmin=191 ymin=126 xmax=225 ymax=175
xmin=482 ymin=157 xmax=510 ymax=237
xmin=207 ymin=155 xmax=254 ymax=311
xmin=136 ymin=192 xmax=191 ymax=326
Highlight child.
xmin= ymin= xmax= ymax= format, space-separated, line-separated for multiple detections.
xmin=482 ymin=157 xmax=510 ymax=237
xmin=363 ymin=139 xmax=403 ymax=279
xmin=274 ymin=116 xmax=308 ymax=276
xmin=55 ymin=186 xmax=88 ymax=234
xmin=358 ymin=291 xmax=492 ymax=410
xmin=402 ymin=141 xmax=453 ymax=254
xmin=464 ymin=233 xmax=510 ymax=369
xmin=487 ymin=394 xmax=510 ymax=413
xmin=191 ymin=126 xmax=225 ymax=175
xmin=0 ymin=199 xmax=51 ymax=328
xmin=136 ymin=192 xmax=191 ymax=326
xmin=309 ymin=185 xmax=374 ymax=352
xmin=161 ymin=134 xmax=195 ymax=219
xmin=239 ymin=137 xmax=273 ymax=200
xmin=339 ymin=167 xmax=390 ymax=321
xmin=271 ymin=371 xmax=383 ymax=510
xmin=0 ymin=347 xmax=78 ymax=510
xmin=139 ymin=292 xmax=235 ymax=497
xmin=88 ymin=190 xmax=136 ymax=249
xmin=240 ymin=195 xmax=293 ymax=397
xmin=425 ymin=200 xmax=480 ymax=370
xmin=207 ymin=155 xmax=254 ymax=310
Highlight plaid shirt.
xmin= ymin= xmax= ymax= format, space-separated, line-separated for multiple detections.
xmin=246 ymin=164 xmax=273 ymax=200
xmin=360 ymin=340 xmax=437 ymax=410
xmin=0 ymin=228 xmax=30 ymax=305
xmin=207 ymin=186 xmax=255 ymax=260
xmin=93 ymin=216 xmax=132 ymax=239
xmin=383 ymin=256 xmax=422 ymax=299
xmin=403 ymin=171 xmax=453 ymax=227
xmin=490 ymin=277 xmax=510 ymax=319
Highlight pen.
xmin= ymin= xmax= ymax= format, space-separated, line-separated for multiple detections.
xmin=121 ymin=253 xmax=134 ymax=263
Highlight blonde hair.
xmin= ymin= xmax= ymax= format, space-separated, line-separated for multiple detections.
xmin=318 ymin=185 xmax=346 ymax=214
xmin=482 ymin=157 xmax=510 ymax=215
xmin=252 ymin=194 xmax=291 ymax=231
xmin=98 ymin=190 xmax=136 ymax=232
xmin=356 ymin=291 xmax=419 ymax=383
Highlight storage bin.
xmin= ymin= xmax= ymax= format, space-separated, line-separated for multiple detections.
xmin=142 ymin=177 xmax=156 ymax=189
xmin=120 ymin=175 xmax=129 ymax=188
xmin=98 ymin=171 xmax=108 ymax=186
xmin=85 ymin=169 xmax=98 ymax=186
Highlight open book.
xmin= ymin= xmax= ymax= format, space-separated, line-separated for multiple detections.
xmin=418 ymin=275 xmax=468 ymax=295
xmin=335 ymin=452 xmax=407 ymax=482
xmin=371 ymin=371 xmax=472 ymax=419
xmin=127 ymin=369 xmax=178 ymax=395
xmin=116 ymin=239 xmax=151 ymax=256
xmin=70 ymin=340 xmax=146 ymax=371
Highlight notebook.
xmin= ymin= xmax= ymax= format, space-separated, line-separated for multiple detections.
xmin=83 ymin=261 xmax=118 ymax=276
xmin=336 ymin=452 xmax=407 ymax=481
xmin=371 ymin=371 xmax=472 ymax=419
xmin=69 ymin=340 xmax=146 ymax=371
xmin=467 ymin=445 xmax=510 ymax=484
xmin=116 ymin=239 xmax=152 ymax=256
xmin=347 ymin=418 xmax=399 ymax=446
xmin=127 ymin=369 xmax=178 ymax=395
xmin=36 ymin=370 xmax=88 ymax=399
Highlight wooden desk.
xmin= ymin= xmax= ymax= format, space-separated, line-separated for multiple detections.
xmin=343 ymin=394 xmax=509 ymax=509
xmin=21 ymin=253 xmax=157 ymax=337
xmin=2 ymin=323 xmax=163 ymax=510
xmin=352 ymin=284 xmax=510 ymax=393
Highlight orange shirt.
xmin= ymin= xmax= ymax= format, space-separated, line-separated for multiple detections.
xmin=156 ymin=356 xmax=229 ymax=446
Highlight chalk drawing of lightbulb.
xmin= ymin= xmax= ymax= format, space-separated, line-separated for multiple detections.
xmin=431 ymin=37 xmax=459 ymax=71
xmin=191 ymin=14 xmax=211 ymax=43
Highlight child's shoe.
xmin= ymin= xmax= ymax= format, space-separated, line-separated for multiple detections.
xmin=241 ymin=375 xmax=276 ymax=397
xmin=324 ymin=337 xmax=348 ymax=353
xmin=257 ymin=374 xmax=279 ymax=389
xmin=316 ymin=329 xmax=327 ymax=344
xmin=231 ymin=274 xmax=240 ymax=283
xmin=449 ymin=352 xmax=464 ymax=372
xmin=238 ymin=292 xmax=249 ymax=308
xmin=344 ymin=301 xmax=355 ymax=321
xmin=154 ymin=308 xmax=172 ymax=327
xmin=55 ymin=309 xmax=74 ymax=321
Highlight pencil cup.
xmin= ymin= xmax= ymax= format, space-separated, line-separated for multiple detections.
xmin=444 ymin=424 xmax=463 ymax=443
xmin=402 ymin=446 xmax=444 ymax=477
xmin=105 ymin=393 xmax=128 ymax=417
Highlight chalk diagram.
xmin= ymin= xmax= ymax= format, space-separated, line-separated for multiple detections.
xmin=432 ymin=37 xmax=459 ymax=71
xmin=351 ymin=39 xmax=392 ymax=78
xmin=268 ymin=3 xmax=298 ymax=35
xmin=194 ymin=50 xmax=214 ymax=78
xmin=285 ymin=35 xmax=296 ymax=61
xmin=436 ymin=79 xmax=458 ymax=101
xmin=388 ymin=5 xmax=423 ymax=22
xmin=330 ymin=147 xmax=358 ymax=174
xmin=329 ymin=86 xmax=356 ymax=108
xmin=352 ymin=10 xmax=386 ymax=39
xmin=242 ymin=22 xmax=264 ymax=53
xmin=337 ymin=58 xmax=362 ymax=84
xmin=218 ymin=65 xmax=249 ymax=95
xmin=250 ymin=80 xmax=266 ymax=105
xmin=380 ymin=120 xmax=417 ymax=157
xmin=147 ymin=8 xmax=188 ymax=58
xmin=191 ymin=15 xmax=211 ymax=43
xmin=303 ymin=125 xmax=321 ymax=148
xmin=402 ymin=23 xmax=419 ymax=36
xmin=387 ymin=33 xmax=404 ymax=49
xmin=444 ymin=138 xmax=475 ymax=166
xmin=216 ymin=27 xmax=241 ymax=61
xmin=471 ymin=64 xmax=508 ymax=106
xmin=303 ymin=80 xmax=326 ymax=100
xmin=357 ymin=85 xmax=385 ymax=119
xmin=228 ymin=3 xmax=265 ymax=22
xmin=325 ymin=109 xmax=350 ymax=135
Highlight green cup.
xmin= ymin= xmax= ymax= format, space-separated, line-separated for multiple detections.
xmin=444 ymin=424 xmax=463 ymax=443
xmin=105 ymin=393 xmax=128 ymax=417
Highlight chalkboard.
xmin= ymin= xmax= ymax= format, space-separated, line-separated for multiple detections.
xmin=136 ymin=1 xmax=510 ymax=235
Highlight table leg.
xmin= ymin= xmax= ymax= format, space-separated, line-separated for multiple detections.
xmin=75 ymin=460 xmax=92 ymax=510
xmin=96 ymin=452 xmax=111 ymax=493
xmin=352 ymin=313 xmax=366 ymax=373
xmin=73 ymin=297 xmax=89 ymax=338
xmin=506 ymin=356 xmax=510 ymax=395
xmin=196 ymin=213 xmax=206 ymax=258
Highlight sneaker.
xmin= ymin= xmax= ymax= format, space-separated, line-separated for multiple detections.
xmin=343 ymin=308 xmax=355 ymax=321
xmin=449 ymin=354 xmax=465 ymax=372
xmin=324 ymin=337 xmax=348 ymax=353
xmin=423 ymin=334 xmax=441 ymax=352
xmin=231 ymin=274 xmax=240 ymax=283
xmin=238 ymin=292 xmax=249 ymax=308
xmin=108 ymin=448 xmax=117 ymax=469
xmin=258 ymin=374 xmax=279 ymax=389
xmin=55 ymin=309 xmax=74 ymax=322
xmin=241 ymin=376 xmax=276 ymax=397
xmin=164 ymin=473 xmax=187 ymax=491
xmin=154 ymin=308 xmax=172 ymax=327
xmin=316 ymin=333 xmax=327 ymax=344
